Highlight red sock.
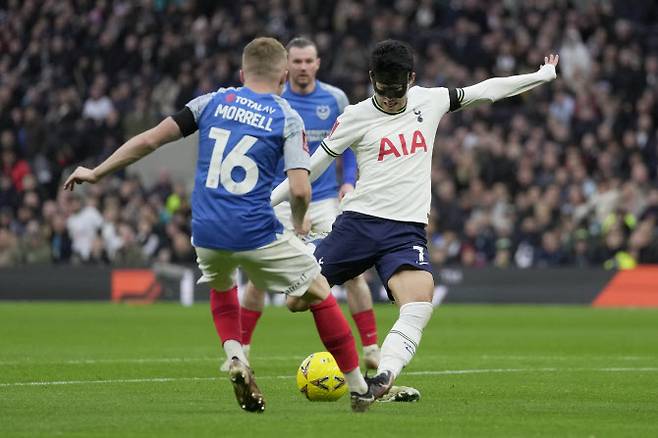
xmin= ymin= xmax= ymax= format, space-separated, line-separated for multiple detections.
xmin=209 ymin=287 xmax=241 ymax=344
xmin=240 ymin=306 xmax=262 ymax=345
xmin=310 ymin=294 xmax=359 ymax=373
xmin=352 ymin=309 xmax=378 ymax=347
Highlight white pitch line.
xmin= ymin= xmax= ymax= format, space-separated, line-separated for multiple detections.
xmin=477 ymin=355 xmax=651 ymax=362
xmin=2 ymin=367 xmax=658 ymax=388
xmin=0 ymin=376 xmax=219 ymax=387
xmin=0 ymin=356 xmax=304 ymax=366
xmin=1 ymin=354 xmax=655 ymax=367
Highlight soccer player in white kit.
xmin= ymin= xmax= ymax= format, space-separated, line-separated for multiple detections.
xmin=272 ymin=39 xmax=559 ymax=398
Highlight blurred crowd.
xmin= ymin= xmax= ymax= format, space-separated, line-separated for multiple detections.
xmin=1 ymin=0 xmax=657 ymax=269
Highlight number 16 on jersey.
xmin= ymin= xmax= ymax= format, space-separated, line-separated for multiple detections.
xmin=206 ymin=127 xmax=259 ymax=195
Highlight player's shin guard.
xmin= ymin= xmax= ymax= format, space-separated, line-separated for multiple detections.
xmin=378 ymin=302 xmax=433 ymax=378
xmin=210 ymin=287 xmax=249 ymax=365
xmin=310 ymin=294 xmax=367 ymax=394
xmin=352 ymin=309 xmax=378 ymax=346
xmin=240 ymin=307 xmax=262 ymax=345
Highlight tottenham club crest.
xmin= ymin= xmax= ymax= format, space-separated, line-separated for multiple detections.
xmin=316 ymin=105 xmax=331 ymax=120
xmin=413 ymin=108 xmax=423 ymax=122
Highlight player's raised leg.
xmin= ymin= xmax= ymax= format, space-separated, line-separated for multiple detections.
xmin=344 ymin=275 xmax=381 ymax=369
xmin=368 ymin=269 xmax=434 ymax=399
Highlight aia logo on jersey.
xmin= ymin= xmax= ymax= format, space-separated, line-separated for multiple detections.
xmin=302 ymin=131 xmax=309 ymax=154
xmin=329 ymin=121 xmax=340 ymax=138
xmin=225 ymin=93 xmax=236 ymax=103
xmin=316 ymin=105 xmax=331 ymax=120
xmin=378 ymin=130 xmax=428 ymax=161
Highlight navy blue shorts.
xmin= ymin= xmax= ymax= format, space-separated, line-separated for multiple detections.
xmin=314 ymin=211 xmax=432 ymax=299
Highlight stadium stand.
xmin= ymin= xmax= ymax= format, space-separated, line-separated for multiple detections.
xmin=0 ymin=0 xmax=657 ymax=268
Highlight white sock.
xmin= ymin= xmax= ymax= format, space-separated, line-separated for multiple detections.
xmin=344 ymin=368 xmax=368 ymax=395
xmin=377 ymin=302 xmax=433 ymax=378
xmin=223 ymin=339 xmax=249 ymax=366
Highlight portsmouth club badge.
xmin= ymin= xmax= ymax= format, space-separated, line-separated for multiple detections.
xmin=316 ymin=105 xmax=330 ymax=120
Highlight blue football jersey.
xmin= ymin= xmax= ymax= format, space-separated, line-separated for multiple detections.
xmin=186 ymin=87 xmax=309 ymax=251
xmin=273 ymin=80 xmax=356 ymax=201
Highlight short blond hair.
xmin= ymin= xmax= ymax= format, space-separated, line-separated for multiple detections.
xmin=242 ymin=37 xmax=287 ymax=80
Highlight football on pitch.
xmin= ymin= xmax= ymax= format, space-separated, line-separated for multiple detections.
xmin=296 ymin=352 xmax=347 ymax=401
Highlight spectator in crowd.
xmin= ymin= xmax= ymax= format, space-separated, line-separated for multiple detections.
xmin=18 ymin=220 xmax=51 ymax=265
xmin=0 ymin=227 xmax=19 ymax=267
xmin=50 ymin=213 xmax=73 ymax=264
xmin=82 ymin=84 xmax=115 ymax=123
xmin=66 ymin=193 xmax=104 ymax=262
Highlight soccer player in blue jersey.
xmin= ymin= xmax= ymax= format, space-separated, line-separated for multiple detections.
xmin=64 ymin=37 xmax=375 ymax=413
xmin=234 ymin=37 xmax=381 ymax=372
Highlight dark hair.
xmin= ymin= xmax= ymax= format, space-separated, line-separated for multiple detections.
xmin=370 ymin=40 xmax=414 ymax=77
xmin=286 ymin=36 xmax=317 ymax=52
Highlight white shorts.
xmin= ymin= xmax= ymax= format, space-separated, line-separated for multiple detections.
xmin=195 ymin=231 xmax=320 ymax=297
xmin=273 ymin=198 xmax=339 ymax=233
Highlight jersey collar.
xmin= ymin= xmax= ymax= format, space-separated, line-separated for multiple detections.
xmin=371 ymin=95 xmax=407 ymax=115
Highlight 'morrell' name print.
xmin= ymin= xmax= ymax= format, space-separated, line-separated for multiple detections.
xmin=377 ymin=130 xmax=428 ymax=161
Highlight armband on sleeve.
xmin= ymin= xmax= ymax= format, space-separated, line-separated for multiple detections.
xmin=171 ymin=107 xmax=198 ymax=137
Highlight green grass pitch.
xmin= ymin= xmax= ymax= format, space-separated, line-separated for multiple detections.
xmin=1 ymin=302 xmax=657 ymax=437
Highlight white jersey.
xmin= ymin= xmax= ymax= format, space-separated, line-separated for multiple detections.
xmin=320 ymin=86 xmax=452 ymax=224
xmin=272 ymin=64 xmax=556 ymax=221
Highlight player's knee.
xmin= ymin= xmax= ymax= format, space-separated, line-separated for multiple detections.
xmin=304 ymin=274 xmax=331 ymax=301
xmin=404 ymin=282 xmax=433 ymax=303
xmin=387 ymin=269 xmax=434 ymax=304
xmin=345 ymin=275 xmax=369 ymax=294
xmin=410 ymin=290 xmax=433 ymax=303
xmin=243 ymin=281 xmax=266 ymax=310
xmin=286 ymin=296 xmax=310 ymax=312
xmin=210 ymin=279 xmax=235 ymax=292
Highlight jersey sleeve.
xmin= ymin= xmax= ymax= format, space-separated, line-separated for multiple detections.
xmin=417 ymin=86 xmax=454 ymax=114
xmin=335 ymin=88 xmax=349 ymax=114
xmin=453 ymin=65 xmax=557 ymax=110
xmin=319 ymin=107 xmax=362 ymax=158
xmin=171 ymin=92 xmax=216 ymax=137
xmin=282 ymin=110 xmax=310 ymax=172
xmin=186 ymin=92 xmax=216 ymax=121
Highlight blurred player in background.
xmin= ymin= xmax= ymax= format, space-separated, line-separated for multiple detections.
xmin=272 ymin=39 xmax=559 ymax=399
xmin=64 ymin=37 xmax=375 ymax=413
xmin=225 ymin=37 xmax=381 ymax=372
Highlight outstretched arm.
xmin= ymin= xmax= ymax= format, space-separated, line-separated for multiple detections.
xmin=64 ymin=117 xmax=182 ymax=190
xmin=452 ymin=54 xmax=559 ymax=111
